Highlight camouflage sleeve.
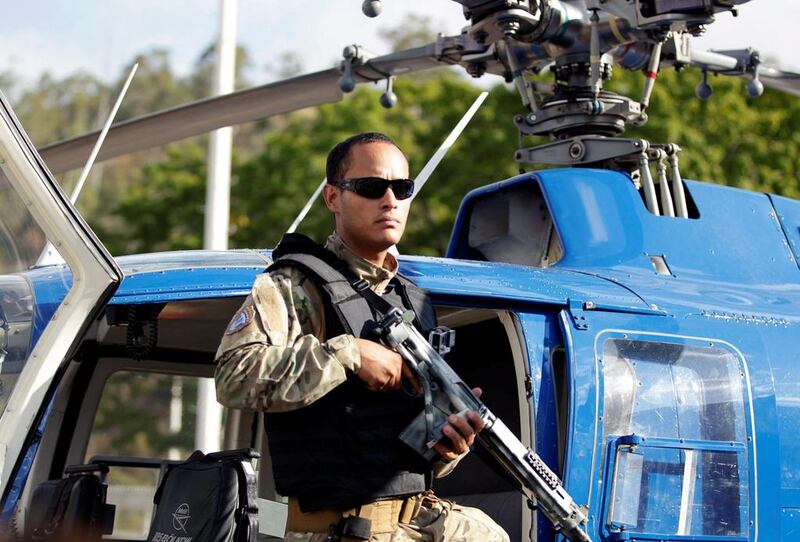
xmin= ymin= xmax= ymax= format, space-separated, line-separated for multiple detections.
xmin=432 ymin=453 xmax=465 ymax=478
xmin=214 ymin=267 xmax=361 ymax=412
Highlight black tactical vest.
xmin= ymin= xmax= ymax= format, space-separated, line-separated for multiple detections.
xmin=264 ymin=234 xmax=437 ymax=511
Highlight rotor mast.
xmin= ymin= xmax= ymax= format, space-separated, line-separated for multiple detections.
xmin=445 ymin=0 xmax=750 ymax=192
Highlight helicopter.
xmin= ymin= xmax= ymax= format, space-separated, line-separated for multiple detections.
xmin=1 ymin=0 xmax=800 ymax=540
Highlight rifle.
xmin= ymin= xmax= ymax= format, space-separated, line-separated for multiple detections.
xmin=374 ymin=308 xmax=592 ymax=542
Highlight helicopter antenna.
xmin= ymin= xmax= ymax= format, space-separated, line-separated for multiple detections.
xmin=286 ymin=177 xmax=327 ymax=234
xmin=72 ymin=63 xmax=139 ymax=205
xmin=36 ymin=62 xmax=138 ymax=267
xmin=284 ymin=90 xmax=488 ymax=235
xmin=411 ymin=90 xmax=488 ymax=200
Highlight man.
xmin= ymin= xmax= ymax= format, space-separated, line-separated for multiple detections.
xmin=215 ymin=132 xmax=508 ymax=541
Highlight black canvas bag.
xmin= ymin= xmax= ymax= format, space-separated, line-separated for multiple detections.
xmin=146 ymin=449 xmax=259 ymax=542
xmin=25 ymin=463 xmax=115 ymax=541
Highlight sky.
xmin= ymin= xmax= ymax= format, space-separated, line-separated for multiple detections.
xmin=0 ymin=1 xmax=797 ymax=90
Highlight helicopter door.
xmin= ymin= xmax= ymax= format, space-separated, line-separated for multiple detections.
xmin=596 ymin=333 xmax=753 ymax=541
xmin=0 ymin=93 xmax=122 ymax=503
xmin=558 ymin=303 xmax=755 ymax=541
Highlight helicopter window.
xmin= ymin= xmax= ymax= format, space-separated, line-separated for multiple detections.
xmin=0 ymin=176 xmax=47 ymax=273
xmin=85 ymin=371 xmax=205 ymax=460
xmin=0 ymin=167 xmax=71 ymax=423
xmin=0 ymin=170 xmax=46 ymax=401
xmin=601 ymin=338 xmax=750 ymax=538
xmin=602 ymin=339 xmax=746 ymax=443
xmin=0 ymin=276 xmax=34 ymax=416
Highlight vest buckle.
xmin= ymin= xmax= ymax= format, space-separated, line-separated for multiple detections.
xmin=352 ymin=278 xmax=370 ymax=292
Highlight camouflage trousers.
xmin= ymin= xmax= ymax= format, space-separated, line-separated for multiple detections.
xmin=283 ymin=495 xmax=509 ymax=542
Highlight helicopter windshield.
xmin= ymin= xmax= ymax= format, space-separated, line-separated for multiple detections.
xmin=0 ymin=275 xmax=34 ymax=416
xmin=0 ymin=172 xmax=47 ymax=273
xmin=0 ymin=171 xmax=49 ymax=417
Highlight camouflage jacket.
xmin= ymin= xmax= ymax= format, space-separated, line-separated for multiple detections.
xmin=214 ymin=231 xmax=395 ymax=412
xmin=214 ymin=232 xmax=461 ymax=476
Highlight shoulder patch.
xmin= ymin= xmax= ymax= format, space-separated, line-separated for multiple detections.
xmin=225 ymin=306 xmax=255 ymax=335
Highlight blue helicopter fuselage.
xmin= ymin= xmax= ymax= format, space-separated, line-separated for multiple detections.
xmin=13 ymin=168 xmax=800 ymax=540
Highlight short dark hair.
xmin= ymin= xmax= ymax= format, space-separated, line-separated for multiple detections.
xmin=326 ymin=132 xmax=406 ymax=183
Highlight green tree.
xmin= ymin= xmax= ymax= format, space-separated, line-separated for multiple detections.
xmin=14 ymin=71 xmax=107 ymax=146
xmin=379 ymin=13 xmax=440 ymax=51
xmin=106 ymin=74 xmax=523 ymax=256
xmin=116 ymin=48 xmax=195 ymax=121
xmin=264 ymin=52 xmax=305 ymax=80
xmin=101 ymin=141 xmax=208 ymax=255
xmin=189 ymin=43 xmax=253 ymax=98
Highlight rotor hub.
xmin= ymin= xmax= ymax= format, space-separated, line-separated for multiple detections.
xmin=516 ymin=90 xmax=641 ymax=139
xmin=552 ymin=55 xmax=613 ymax=90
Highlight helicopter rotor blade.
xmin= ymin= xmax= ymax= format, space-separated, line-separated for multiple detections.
xmin=39 ymin=69 xmax=344 ymax=175
xmin=687 ymin=47 xmax=800 ymax=97
xmin=686 ymin=49 xmax=740 ymax=73
xmin=758 ymin=65 xmax=800 ymax=97
xmin=38 ymin=38 xmax=472 ymax=175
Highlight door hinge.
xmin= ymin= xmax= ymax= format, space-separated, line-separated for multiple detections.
xmin=566 ymin=299 xmax=589 ymax=331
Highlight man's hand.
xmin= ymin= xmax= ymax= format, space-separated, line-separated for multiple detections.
xmin=434 ymin=387 xmax=485 ymax=462
xmin=355 ymin=338 xmax=418 ymax=392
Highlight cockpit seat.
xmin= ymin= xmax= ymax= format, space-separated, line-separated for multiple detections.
xmin=146 ymin=448 xmax=260 ymax=542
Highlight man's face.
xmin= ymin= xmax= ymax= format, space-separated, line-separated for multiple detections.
xmin=324 ymin=142 xmax=411 ymax=257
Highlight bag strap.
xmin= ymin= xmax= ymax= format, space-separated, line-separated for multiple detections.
xmin=42 ymin=477 xmax=78 ymax=534
xmin=231 ymin=455 xmax=259 ymax=542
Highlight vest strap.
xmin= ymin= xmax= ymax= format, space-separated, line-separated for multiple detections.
xmin=268 ymin=251 xmax=375 ymax=336
xmin=269 ymin=234 xmax=433 ymax=336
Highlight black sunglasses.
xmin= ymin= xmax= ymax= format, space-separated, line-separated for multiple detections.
xmin=331 ymin=177 xmax=415 ymax=200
